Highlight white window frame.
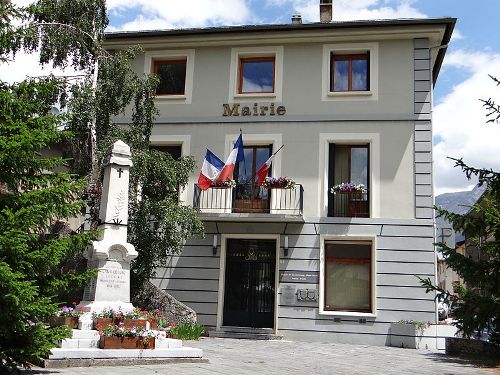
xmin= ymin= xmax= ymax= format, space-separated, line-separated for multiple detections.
xmin=322 ymin=42 xmax=379 ymax=101
xmin=144 ymin=49 xmax=195 ymax=103
xmin=228 ymin=46 xmax=284 ymax=102
xmin=149 ymin=134 xmax=191 ymax=203
xmin=318 ymin=133 xmax=380 ymax=218
xmin=319 ymin=235 xmax=377 ymax=317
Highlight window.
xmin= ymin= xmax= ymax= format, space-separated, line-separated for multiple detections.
xmin=328 ymin=144 xmax=369 ymax=217
xmin=238 ymin=57 xmax=275 ymax=94
xmin=150 ymin=144 xmax=182 ymax=160
xmin=324 ymin=241 xmax=372 ymax=313
xmin=321 ymin=43 xmax=378 ymax=101
xmin=229 ymin=46 xmax=283 ymax=101
xmin=331 ymin=53 xmax=369 ymax=92
xmin=153 ymin=59 xmax=187 ymax=96
xmin=233 ymin=145 xmax=272 ymax=213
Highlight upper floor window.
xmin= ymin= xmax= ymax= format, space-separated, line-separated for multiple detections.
xmin=144 ymin=49 xmax=195 ymax=103
xmin=229 ymin=46 xmax=283 ymax=101
xmin=331 ymin=53 xmax=369 ymax=92
xmin=328 ymin=144 xmax=369 ymax=218
xmin=238 ymin=57 xmax=275 ymax=94
xmin=322 ymin=43 xmax=378 ymax=101
xmin=154 ymin=59 xmax=187 ymax=96
xmin=150 ymin=144 xmax=182 ymax=160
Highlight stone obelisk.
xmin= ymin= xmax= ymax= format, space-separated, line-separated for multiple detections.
xmin=78 ymin=140 xmax=138 ymax=329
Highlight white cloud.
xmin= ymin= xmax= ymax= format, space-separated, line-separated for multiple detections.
xmin=107 ymin=0 xmax=252 ymax=31
xmin=433 ymin=49 xmax=500 ymax=195
xmin=267 ymin=0 xmax=425 ymax=22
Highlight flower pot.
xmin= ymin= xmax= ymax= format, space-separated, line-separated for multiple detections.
xmin=50 ymin=316 xmax=79 ymax=329
xmin=94 ymin=318 xmax=114 ymax=330
xmin=122 ymin=319 xmax=147 ymax=329
xmin=99 ymin=336 xmax=155 ymax=349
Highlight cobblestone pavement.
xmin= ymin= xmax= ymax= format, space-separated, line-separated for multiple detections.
xmin=34 ymin=337 xmax=498 ymax=375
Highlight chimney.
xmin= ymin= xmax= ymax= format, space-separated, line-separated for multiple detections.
xmin=320 ymin=0 xmax=332 ymax=23
xmin=291 ymin=14 xmax=302 ymax=24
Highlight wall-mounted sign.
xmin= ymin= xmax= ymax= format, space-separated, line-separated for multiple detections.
xmin=279 ymin=271 xmax=319 ymax=284
xmin=222 ymin=103 xmax=286 ymax=117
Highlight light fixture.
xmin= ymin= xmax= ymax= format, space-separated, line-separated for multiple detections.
xmin=212 ymin=234 xmax=218 ymax=256
xmin=284 ymin=235 xmax=289 ymax=257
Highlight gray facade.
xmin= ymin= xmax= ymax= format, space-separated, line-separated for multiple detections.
xmin=106 ymin=17 xmax=455 ymax=345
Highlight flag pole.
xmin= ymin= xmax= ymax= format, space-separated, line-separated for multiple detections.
xmin=252 ymin=144 xmax=285 ymax=183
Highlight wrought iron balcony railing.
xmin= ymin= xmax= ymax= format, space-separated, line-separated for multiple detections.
xmin=330 ymin=191 xmax=369 ymax=218
xmin=193 ymin=183 xmax=304 ymax=216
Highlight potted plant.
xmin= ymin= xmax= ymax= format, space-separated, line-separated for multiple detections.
xmin=50 ymin=302 xmax=81 ymax=329
xmin=97 ymin=323 xmax=155 ymax=349
xmin=262 ymin=176 xmax=296 ymax=189
xmin=330 ymin=182 xmax=367 ymax=194
xmin=146 ymin=309 xmax=163 ymax=330
xmin=122 ymin=308 xmax=148 ymax=329
xmin=157 ymin=320 xmax=177 ymax=338
xmin=92 ymin=307 xmax=123 ymax=329
xmin=390 ymin=320 xmax=432 ymax=349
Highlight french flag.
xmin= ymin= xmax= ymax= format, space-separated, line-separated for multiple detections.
xmin=217 ymin=134 xmax=244 ymax=182
xmin=256 ymin=145 xmax=284 ymax=186
xmin=197 ymin=150 xmax=224 ymax=190
xmin=256 ymin=154 xmax=275 ymax=186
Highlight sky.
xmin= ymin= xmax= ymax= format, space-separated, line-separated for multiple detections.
xmin=3 ymin=0 xmax=500 ymax=196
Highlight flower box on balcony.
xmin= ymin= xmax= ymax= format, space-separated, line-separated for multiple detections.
xmin=99 ymin=336 xmax=155 ymax=349
xmin=262 ymin=177 xmax=295 ymax=189
xmin=50 ymin=316 xmax=79 ymax=329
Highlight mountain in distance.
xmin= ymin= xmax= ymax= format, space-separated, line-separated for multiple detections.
xmin=435 ymin=184 xmax=487 ymax=244
xmin=435 ymin=184 xmax=487 ymax=218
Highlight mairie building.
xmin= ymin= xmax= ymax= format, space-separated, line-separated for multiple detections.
xmin=105 ymin=2 xmax=455 ymax=345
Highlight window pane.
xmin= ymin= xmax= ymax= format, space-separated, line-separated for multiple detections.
xmin=333 ymin=60 xmax=349 ymax=91
xmin=240 ymin=59 xmax=274 ymax=93
xmin=350 ymin=147 xmax=368 ymax=186
xmin=352 ymin=58 xmax=368 ymax=90
xmin=150 ymin=145 xmax=182 ymax=160
xmin=324 ymin=242 xmax=371 ymax=312
xmin=156 ymin=61 xmax=186 ymax=95
xmin=326 ymin=262 xmax=370 ymax=310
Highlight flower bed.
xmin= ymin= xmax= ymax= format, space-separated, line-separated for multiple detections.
xmin=97 ymin=322 xmax=156 ymax=349
xmin=51 ymin=302 xmax=81 ymax=328
xmin=99 ymin=336 xmax=155 ymax=349
xmin=50 ymin=316 xmax=79 ymax=329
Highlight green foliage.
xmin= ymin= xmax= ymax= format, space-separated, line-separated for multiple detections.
xmin=0 ymin=78 xmax=94 ymax=371
xmin=420 ymin=75 xmax=500 ymax=345
xmin=171 ymin=323 xmax=205 ymax=340
xmin=1 ymin=0 xmax=107 ymax=70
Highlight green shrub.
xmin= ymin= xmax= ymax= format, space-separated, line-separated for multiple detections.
xmin=171 ymin=323 xmax=205 ymax=340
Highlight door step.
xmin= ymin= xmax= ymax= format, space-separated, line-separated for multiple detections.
xmin=209 ymin=327 xmax=283 ymax=340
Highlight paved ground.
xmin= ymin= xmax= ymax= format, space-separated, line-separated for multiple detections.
xmin=33 ymin=337 xmax=498 ymax=375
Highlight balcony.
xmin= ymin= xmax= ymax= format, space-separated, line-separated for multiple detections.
xmin=193 ymin=183 xmax=304 ymax=222
xmin=330 ymin=191 xmax=369 ymax=218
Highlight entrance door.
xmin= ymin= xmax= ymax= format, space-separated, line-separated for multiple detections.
xmin=223 ymin=239 xmax=276 ymax=328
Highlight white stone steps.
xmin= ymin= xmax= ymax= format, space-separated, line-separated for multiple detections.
xmin=70 ymin=329 xmax=100 ymax=339
xmin=58 ymin=338 xmax=99 ymax=349
xmin=48 ymin=347 xmax=203 ymax=359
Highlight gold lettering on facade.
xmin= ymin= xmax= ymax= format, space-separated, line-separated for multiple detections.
xmin=222 ymin=103 xmax=286 ymax=117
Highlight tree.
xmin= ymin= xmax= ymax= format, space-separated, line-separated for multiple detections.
xmin=0 ymin=78 xmax=95 ymax=371
xmin=1 ymin=2 xmax=203 ymax=368
xmin=420 ymin=75 xmax=500 ymax=345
